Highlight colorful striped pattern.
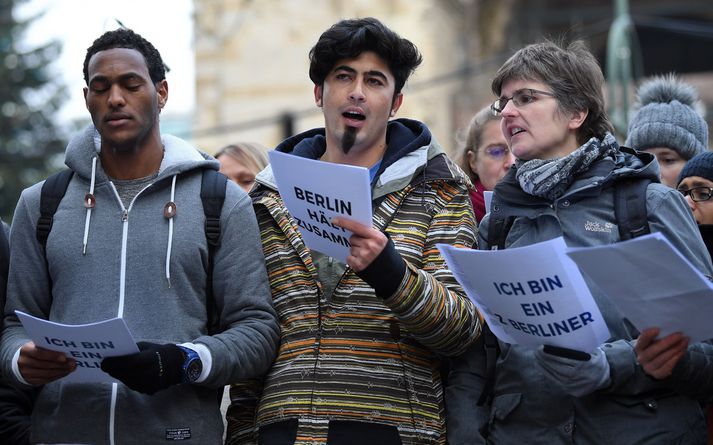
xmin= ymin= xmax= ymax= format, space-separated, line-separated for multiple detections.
xmin=230 ymin=154 xmax=481 ymax=445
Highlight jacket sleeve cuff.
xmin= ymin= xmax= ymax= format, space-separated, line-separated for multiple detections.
xmin=356 ymin=233 xmax=407 ymax=299
xmin=12 ymin=347 xmax=31 ymax=387
xmin=180 ymin=342 xmax=212 ymax=383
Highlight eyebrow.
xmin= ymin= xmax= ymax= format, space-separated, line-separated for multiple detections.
xmin=681 ymin=179 xmax=713 ymax=188
xmin=89 ymin=72 xmax=145 ymax=85
xmin=332 ymin=65 xmax=389 ymax=83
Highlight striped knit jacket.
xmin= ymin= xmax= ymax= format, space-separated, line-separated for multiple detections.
xmin=229 ymin=119 xmax=482 ymax=445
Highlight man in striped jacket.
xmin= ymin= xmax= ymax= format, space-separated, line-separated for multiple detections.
xmin=227 ymin=17 xmax=482 ymax=445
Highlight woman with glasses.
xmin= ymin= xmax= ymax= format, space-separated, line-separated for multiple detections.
xmin=677 ymin=152 xmax=713 ymax=230
xmin=446 ymin=40 xmax=713 ymax=445
xmin=459 ymin=106 xmax=515 ymax=222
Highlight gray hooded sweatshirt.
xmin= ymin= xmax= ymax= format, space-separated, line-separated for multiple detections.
xmin=0 ymin=126 xmax=279 ymax=444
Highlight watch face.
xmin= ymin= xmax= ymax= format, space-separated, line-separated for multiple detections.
xmin=185 ymin=359 xmax=203 ymax=383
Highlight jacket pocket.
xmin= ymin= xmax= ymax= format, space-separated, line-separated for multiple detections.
xmin=327 ymin=420 xmax=402 ymax=444
xmin=258 ymin=418 xmax=298 ymax=445
xmin=491 ymin=393 xmax=522 ymax=421
xmin=482 ymin=393 xmax=522 ymax=439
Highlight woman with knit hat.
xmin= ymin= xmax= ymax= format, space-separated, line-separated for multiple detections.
xmin=626 ymin=74 xmax=709 ymax=188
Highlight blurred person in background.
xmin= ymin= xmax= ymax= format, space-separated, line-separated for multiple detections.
xmin=216 ymin=142 xmax=269 ymax=192
xmin=459 ymin=106 xmax=515 ymax=223
xmin=625 ymin=74 xmax=708 ymax=188
xmin=678 ymin=151 xmax=713 ymax=250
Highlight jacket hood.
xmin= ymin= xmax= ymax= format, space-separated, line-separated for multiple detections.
xmin=494 ymin=135 xmax=660 ymax=207
xmin=62 ymin=125 xmax=221 ymax=274
xmin=64 ymin=125 xmax=218 ymax=183
xmin=257 ymin=118 xmax=456 ymax=199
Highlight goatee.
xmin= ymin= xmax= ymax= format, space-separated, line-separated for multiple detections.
xmin=341 ymin=127 xmax=357 ymax=154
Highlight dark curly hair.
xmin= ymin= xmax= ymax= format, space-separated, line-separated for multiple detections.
xmin=309 ymin=17 xmax=422 ymax=99
xmin=83 ymin=28 xmax=166 ymax=85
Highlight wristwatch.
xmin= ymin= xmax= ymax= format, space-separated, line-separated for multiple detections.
xmin=177 ymin=346 xmax=203 ymax=384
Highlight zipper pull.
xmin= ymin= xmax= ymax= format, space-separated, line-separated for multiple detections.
xmin=122 ymin=210 xmax=128 ymax=222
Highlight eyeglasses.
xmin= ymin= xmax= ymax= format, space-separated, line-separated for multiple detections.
xmin=491 ymin=88 xmax=556 ymax=115
xmin=677 ymin=186 xmax=713 ymax=202
xmin=483 ymin=145 xmax=511 ymax=159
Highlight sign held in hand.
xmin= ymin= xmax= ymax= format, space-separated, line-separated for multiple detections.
xmin=16 ymin=311 xmax=139 ymax=384
xmin=268 ymin=150 xmax=372 ymax=262
xmin=438 ymin=237 xmax=610 ymax=352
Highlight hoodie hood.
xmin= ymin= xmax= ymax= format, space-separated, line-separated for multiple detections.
xmin=257 ymin=118 xmax=451 ymax=199
xmin=62 ymin=125 xmax=220 ymax=276
xmin=64 ymin=125 xmax=219 ymax=184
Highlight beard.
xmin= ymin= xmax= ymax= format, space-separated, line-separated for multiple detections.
xmin=340 ymin=126 xmax=358 ymax=154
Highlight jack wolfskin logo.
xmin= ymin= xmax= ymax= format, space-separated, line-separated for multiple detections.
xmin=166 ymin=428 xmax=191 ymax=441
xmin=585 ymin=221 xmax=614 ymax=233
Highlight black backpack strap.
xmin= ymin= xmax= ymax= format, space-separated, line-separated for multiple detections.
xmin=36 ymin=170 xmax=74 ymax=248
xmin=486 ymin=216 xmax=515 ymax=250
xmin=477 ymin=214 xmax=514 ymax=405
xmin=477 ymin=323 xmax=500 ymax=406
xmin=200 ymin=169 xmax=227 ymax=335
xmin=614 ymin=178 xmax=651 ymax=241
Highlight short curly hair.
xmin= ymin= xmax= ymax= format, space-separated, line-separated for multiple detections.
xmin=83 ymin=28 xmax=166 ymax=85
xmin=309 ymin=17 xmax=422 ymax=98
xmin=492 ymin=39 xmax=613 ymax=145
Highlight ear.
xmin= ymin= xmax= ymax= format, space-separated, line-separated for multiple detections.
xmin=156 ymin=79 xmax=169 ymax=111
xmin=314 ymin=84 xmax=323 ymax=107
xmin=466 ymin=149 xmax=478 ymax=172
xmin=390 ymin=93 xmax=404 ymax=117
xmin=83 ymin=87 xmax=89 ymax=109
xmin=568 ymin=108 xmax=588 ymax=131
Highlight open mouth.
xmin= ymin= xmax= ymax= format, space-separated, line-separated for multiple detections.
xmin=511 ymin=127 xmax=526 ymax=137
xmin=342 ymin=111 xmax=366 ymax=121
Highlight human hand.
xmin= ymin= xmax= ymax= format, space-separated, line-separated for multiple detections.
xmin=101 ymin=342 xmax=184 ymax=394
xmin=534 ymin=344 xmax=611 ymax=397
xmin=332 ymin=217 xmax=387 ymax=272
xmin=18 ymin=341 xmax=76 ymax=385
xmin=634 ymin=327 xmax=689 ymax=380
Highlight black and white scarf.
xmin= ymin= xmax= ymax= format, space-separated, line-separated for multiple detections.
xmin=515 ymin=133 xmax=618 ymax=201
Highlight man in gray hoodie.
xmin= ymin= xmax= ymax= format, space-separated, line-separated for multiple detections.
xmin=0 ymin=28 xmax=279 ymax=444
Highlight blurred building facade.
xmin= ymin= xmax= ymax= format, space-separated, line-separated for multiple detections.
xmin=191 ymin=0 xmax=713 ymax=157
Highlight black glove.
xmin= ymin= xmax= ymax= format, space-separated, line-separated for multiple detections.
xmin=101 ymin=342 xmax=184 ymax=395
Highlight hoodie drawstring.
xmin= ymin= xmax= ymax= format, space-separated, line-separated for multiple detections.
xmin=164 ymin=175 xmax=178 ymax=288
xmin=82 ymin=156 xmax=98 ymax=255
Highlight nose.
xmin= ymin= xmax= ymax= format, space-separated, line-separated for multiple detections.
xmin=107 ymin=85 xmax=126 ymax=108
xmin=503 ymin=151 xmax=516 ymax=169
xmin=500 ymin=98 xmax=518 ymax=117
xmin=685 ymin=194 xmax=696 ymax=211
xmin=349 ymin=79 xmax=366 ymax=103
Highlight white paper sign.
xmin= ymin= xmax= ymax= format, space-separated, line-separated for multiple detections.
xmin=566 ymin=232 xmax=713 ymax=342
xmin=16 ymin=311 xmax=139 ymax=383
xmin=438 ymin=237 xmax=610 ymax=351
xmin=483 ymin=190 xmax=493 ymax=214
xmin=268 ymin=150 xmax=372 ymax=262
